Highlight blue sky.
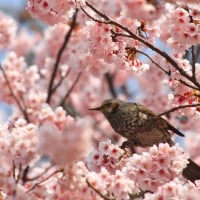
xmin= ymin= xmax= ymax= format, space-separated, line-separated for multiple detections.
xmin=0 ymin=0 xmax=26 ymax=11
xmin=0 ymin=0 xmax=27 ymax=120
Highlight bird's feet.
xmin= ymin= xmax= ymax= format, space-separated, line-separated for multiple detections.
xmin=121 ymin=140 xmax=136 ymax=154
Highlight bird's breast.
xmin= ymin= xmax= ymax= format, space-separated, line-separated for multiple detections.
xmin=108 ymin=110 xmax=138 ymax=137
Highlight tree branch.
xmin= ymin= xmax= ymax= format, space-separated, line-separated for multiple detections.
xmin=46 ymin=8 xmax=79 ymax=104
xmin=195 ymin=45 xmax=200 ymax=62
xmin=22 ymin=166 xmax=29 ymax=185
xmin=51 ymin=68 xmax=71 ymax=94
xmin=178 ymin=79 xmax=199 ymax=90
xmin=12 ymin=160 xmax=16 ymax=180
xmin=25 ymin=165 xmax=54 ymax=182
xmin=105 ymin=73 xmax=117 ymax=98
xmin=158 ymin=103 xmax=200 ymax=117
xmin=26 ymin=169 xmax=63 ymax=193
xmin=83 ymin=1 xmax=200 ymax=89
xmin=191 ymin=46 xmax=196 ymax=81
xmin=129 ymin=190 xmax=152 ymax=199
xmin=86 ymin=179 xmax=115 ymax=200
xmin=59 ymin=72 xmax=82 ymax=106
xmin=0 ymin=65 xmax=30 ymax=122
xmin=133 ymin=47 xmax=171 ymax=75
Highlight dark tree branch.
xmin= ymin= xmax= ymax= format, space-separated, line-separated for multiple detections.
xmin=133 ymin=48 xmax=171 ymax=75
xmin=51 ymin=68 xmax=71 ymax=94
xmin=178 ymin=79 xmax=199 ymax=90
xmin=25 ymin=165 xmax=54 ymax=182
xmin=12 ymin=160 xmax=16 ymax=180
xmin=0 ymin=65 xmax=30 ymax=122
xmin=83 ymin=1 xmax=200 ymax=89
xmin=86 ymin=179 xmax=115 ymax=200
xmin=129 ymin=190 xmax=153 ymax=199
xmin=195 ymin=45 xmax=200 ymax=62
xmin=191 ymin=46 xmax=196 ymax=81
xmin=22 ymin=166 xmax=29 ymax=185
xmin=26 ymin=169 xmax=63 ymax=193
xmin=158 ymin=103 xmax=200 ymax=117
xmin=16 ymin=163 xmax=22 ymax=184
xmin=46 ymin=8 xmax=79 ymax=104
xmin=105 ymin=73 xmax=117 ymax=98
xmin=59 ymin=72 xmax=82 ymax=106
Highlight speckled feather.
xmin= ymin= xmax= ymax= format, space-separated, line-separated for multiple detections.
xmin=105 ymin=101 xmax=174 ymax=147
xmin=89 ymin=98 xmax=200 ymax=182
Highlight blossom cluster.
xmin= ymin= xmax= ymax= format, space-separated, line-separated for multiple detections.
xmin=65 ymin=141 xmax=193 ymax=200
xmin=38 ymin=105 xmax=92 ymax=165
xmin=27 ymin=0 xmax=76 ymax=25
xmin=144 ymin=179 xmax=200 ymax=200
xmin=0 ymin=11 xmax=17 ymax=49
xmin=124 ymin=143 xmax=189 ymax=192
xmin=168 ymin=7 xmax=200 ymax=50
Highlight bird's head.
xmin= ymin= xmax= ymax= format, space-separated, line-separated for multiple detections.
xmin=89 ymin=99 xmax=123 ymax=117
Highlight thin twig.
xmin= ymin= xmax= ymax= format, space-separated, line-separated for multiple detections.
xmin=105 ymin=73 xmax=117 ymax=97
xmin=16 ymin=163 xmax=22 ymax=184
xmin=158 ymin=103 xmax=200 ymax=117
xmin=112 ymin=33 xmax=171 ymax=76
xmin=86 ymin=179 xmax=115 ymax=200
xmin=129 ymin=190 xmax=152 ymax=199
xmin=46 ymin=8 xmax=79 ymax=104
xmin=195 ymin=45 xmax=200 ymax=62
xmin=191 ymin=46 xmax=196 ymax=81
xmin=25 ymin=165 xmax=54 ymax=182
xmin=51 ymin=68 xmax=71 ymax=94
xmin=12 ymin=160 xmax=16 ymax=180
xmin=59 ymin=72 xmax=82 ymax=106
xmin=26 ymin=169 xmax=63 ymax=193
xmin=80 ymin=3 xmax=109 ymax=23
xmin=178 ymin=79 xmax=199 ymax=90
xmin=22 ymin=166 xmax=29 ymax=185
xmin=134 ymin=48 xmax=171 ymax=75
xmin=83 ymin=1 xmax=200 ymax=89
xmin=0 ymin=65 xmax=30 ymax=122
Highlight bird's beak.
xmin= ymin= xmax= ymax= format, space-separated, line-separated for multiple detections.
xmin=89 ymin=106 xmax=102 ymax=111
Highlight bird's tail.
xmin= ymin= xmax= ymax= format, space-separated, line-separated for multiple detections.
xmin=182 ymin=159 xmax=200 ymax=182
xmin=167 ymin=123 xmax=185 ymax=137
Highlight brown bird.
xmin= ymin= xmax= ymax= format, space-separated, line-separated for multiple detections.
xmin=89 ymin=98 xmax=200 ymax=183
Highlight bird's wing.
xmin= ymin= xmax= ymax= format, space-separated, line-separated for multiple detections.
xmin=136 ymin=103 xmax=185 ymax=137
xmin=123 ymin=103 xmax=160 ymax=132
xmin=136 ymin=103 xmax=157 ymax=116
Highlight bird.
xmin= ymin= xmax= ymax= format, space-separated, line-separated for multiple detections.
xmin=89 ymin=98 xmax=200 ymax=183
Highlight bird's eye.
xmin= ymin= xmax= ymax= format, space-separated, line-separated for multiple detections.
xmin=105 ymin=102 xmax=119 ymax=110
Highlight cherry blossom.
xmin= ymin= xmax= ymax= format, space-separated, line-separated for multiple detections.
xmin=0 ymin=12 xmax=17 ymax=49
xmin=86 ymin=139 xmax=124 ymax=172
xmin=144 ymin=178 xmax=200 ymax=200
xmin=124 ymin=143 xmax=189 ymax=192
xmin=27 ymin=0 xmax=76 ymax=25
xmin=38 ymin=110 xmax=92 ymax=165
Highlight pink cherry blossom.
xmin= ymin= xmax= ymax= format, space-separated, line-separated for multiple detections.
xmin=0 ymin=118 xmax=38 ymax=166
xmin=0 ymin=12 xmax=17 ymax=49
xmin=38 ymin=114 xmax=92 ymax=165
xmin=185 ymin=133 xmax=200 ymax=165
xmin=11 ymin=28 xmax=40 ymax=57
xmin=27 ymin=0 xmax=75 ymax=25
xmin=121 ymin=0 xmax=165 ymax=21
xmin=144 ymin=178 xmax=200 ymax=200
xmin=86 ymin=140 xmax=124 ymax=172
xmin=124 ymin=143 xmax=189 ymax=191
